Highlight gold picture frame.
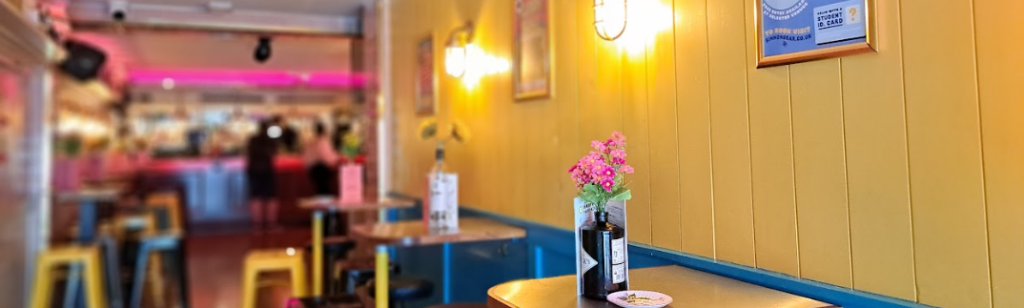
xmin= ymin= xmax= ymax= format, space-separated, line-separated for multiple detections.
xmin=513 ymin=0 xmax=552 ymax=100
xmin=754 ymin=0 xmax=877 ymax=68
xmin=415 ymin=35 xmax=437 ymax=115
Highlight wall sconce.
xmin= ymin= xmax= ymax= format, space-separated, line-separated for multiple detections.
xmin=594 ymin=0 xmax=627 ymax=41
xmin=445 ymin=22 xmax=475 ymax=78
xmin=445 ymin=22 xmax=510 ymax=89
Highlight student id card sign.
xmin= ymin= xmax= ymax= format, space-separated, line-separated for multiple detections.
xmin=574 ymin=198 xmax=628 ymax=295
xmin=426 ymin=172 xmax=458 ymax=231
xmin=756 ymin=0 xmax=875 ymax=67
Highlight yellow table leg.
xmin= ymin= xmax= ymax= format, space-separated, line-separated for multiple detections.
xmin=375 ymin=245 xmax=388 ymax=308
xmin=312 ymin=211 xmax=324 ymax=297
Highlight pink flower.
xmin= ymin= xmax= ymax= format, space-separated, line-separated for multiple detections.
xmin=591 ymin=140 xmax=607 ymax=152
xmin=612 ymin=157 xmax=626 ymax=165
xmin=597 ymin=165 xmax=616 ymax=180
xmin=610 ymin=149 xmax=626 ymax=159
xmin=618 ymin=165 xmax=634 ymax=174
xmin=611 ymin=131 xmax=626 ymax=142
xmin=568 ymin=164 xmax=578 ymax=173
xmin=600 ymin=178 xmax=615 ymax=192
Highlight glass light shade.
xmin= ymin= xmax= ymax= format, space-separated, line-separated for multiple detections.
xmin=445 ymin=45 xmax=467 ymax=77
xmin=594 ymin=0 xmax=627 ymax=41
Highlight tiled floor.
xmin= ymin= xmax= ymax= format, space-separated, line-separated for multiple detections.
xmin=185 ymin=226 xmax=311 ymax=308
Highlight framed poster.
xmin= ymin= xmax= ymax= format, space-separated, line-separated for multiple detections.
xmin=513 ymin=0 xmax=551 ymax=100
xmin=755 ymin=0 xmax=876 ymax=67
xmin=415 ymin=35 xmax=436 ymax=115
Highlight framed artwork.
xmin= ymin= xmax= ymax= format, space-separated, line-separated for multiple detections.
xmin=513 ymin=0 xmax=551 ymax=100
xmin=755 ymin=0 xmax=876 ymax=67
xmin=415 ymin=35 xmax=436 ymax=115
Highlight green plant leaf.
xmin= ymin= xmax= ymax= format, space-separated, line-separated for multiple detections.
xmin=610 ymin=189 xmax=632 ymax=201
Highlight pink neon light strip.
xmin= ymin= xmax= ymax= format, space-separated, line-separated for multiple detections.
xmin=128 ymin=70 xmax=368 ymax=88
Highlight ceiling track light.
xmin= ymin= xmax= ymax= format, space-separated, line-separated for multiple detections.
xmin=254 ymin=36 xmax=272 ymax=63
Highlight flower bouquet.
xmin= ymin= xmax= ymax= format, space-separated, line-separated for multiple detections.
xmin=569 ymin=131 xmax=633 ymax=300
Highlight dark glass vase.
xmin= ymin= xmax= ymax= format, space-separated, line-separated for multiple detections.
xmin=580 ymin=211 xmax=628 ymax=300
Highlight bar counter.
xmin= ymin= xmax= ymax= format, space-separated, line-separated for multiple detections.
xmin=135 ymin=155 xmax=322 ymax=225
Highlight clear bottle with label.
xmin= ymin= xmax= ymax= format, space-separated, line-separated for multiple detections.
xmin=426 ymin=143 xmax=449 ymax=229
xmin=580 ymin=210 xmax=628 ymax=299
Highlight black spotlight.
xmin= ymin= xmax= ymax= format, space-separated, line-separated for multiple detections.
xmin=254 ymin=36 xmax=272 ymax=63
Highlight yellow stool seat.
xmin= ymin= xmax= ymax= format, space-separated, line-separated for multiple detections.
xmin=241 ymin=248 xmax=308 ymax=308
xmin=30 ymin=245 xmax=108 ymax=308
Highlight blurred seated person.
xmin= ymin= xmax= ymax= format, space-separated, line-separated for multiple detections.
xmin=246 ymin=120 xmax=279 ymax=230
xmin=303 ymin=122 xmax=339 ymax=196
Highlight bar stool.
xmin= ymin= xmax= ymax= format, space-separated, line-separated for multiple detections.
xmin=30 ymin=245 xmax=108 ymax=308
xmin=337 ymin=259 xmax=399 ymax=294
xmin=128 ymin=232 xmax=187 ymax=308
xmin=306 ymin=236 xmax=355 ymax=295
xmin=367 ymin=277 xmax=434 ymax=308
xmin=241 ymin=248 xmax=309 ymax=308
xmin=145 ymin=192 xmax=183 ymax=234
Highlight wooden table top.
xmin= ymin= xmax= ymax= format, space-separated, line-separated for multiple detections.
xmin=55 ymin=187 xmax=122 ymax=203
xmin=297 ymin=196 xmax=415 ymax=212
xmin=487 ymin=265 xmax=839 ymax=308
xmin=349 ymin=217 xmax=526 ymax=246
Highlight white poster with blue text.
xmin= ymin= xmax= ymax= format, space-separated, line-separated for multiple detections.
xmin=761 ymin=0 xmax=867 ymax=57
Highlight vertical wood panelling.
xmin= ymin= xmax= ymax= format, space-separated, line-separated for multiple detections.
xmin=622 ymin=49 xmax=653 ymax=245
xmin=705 ymin=0 xmax=754 ymax=266
xmin=553 ymin=0 xmax=580 ymax=230
xmin=646 ymin=0 xmax=682 ymax=251
xmin=389 ymin=0 xmax=1019 ymax=305
xmin=673 ymin=0 xmax=715 ymax=258
xmin=743 ymin=0 xmax=798 ymax=276
xmin=974 ymin=0 xmax=1024 ymax=307
xmin=745 ymin=64 xmax=798 ymax=276
xmin=790 ymin=60 xmax=852 ymax=287
xmin=840 ymin=0 xmax=916 ymax=299
xmin=901 ymin=0 xmax=992 ymax=306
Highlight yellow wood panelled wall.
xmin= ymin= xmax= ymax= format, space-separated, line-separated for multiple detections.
xmin=387 ymin=0 xmax=1024 ymax=307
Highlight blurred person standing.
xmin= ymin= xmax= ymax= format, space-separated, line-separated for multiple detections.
xmin=246 ymin=120 xmax=279 ymax=230
xmin=303 ymin=122 xmax=338 ymax=196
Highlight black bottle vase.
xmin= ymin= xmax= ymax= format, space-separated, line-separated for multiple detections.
xmin=580 ymin=211 xmax=628 ymax=300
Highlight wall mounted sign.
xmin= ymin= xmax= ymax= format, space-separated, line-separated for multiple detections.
xmin=513 ymin=0 xmax=551 ymax=100
xmin=755 ymin=0 xmax=876 ymax=67
xmin=415 ymin=35 xmax=436 ymax=115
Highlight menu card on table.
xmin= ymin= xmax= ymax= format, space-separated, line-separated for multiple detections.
xmin=339 ymin=164 xmax=363 ymax=204
xmin=426 ymin=172 xmax=458 ymax=231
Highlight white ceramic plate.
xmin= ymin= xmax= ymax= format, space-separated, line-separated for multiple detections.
xmin=607 ymin=290 xmax=673 ymax=308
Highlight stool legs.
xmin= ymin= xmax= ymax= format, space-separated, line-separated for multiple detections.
xmin=31 ymin=247 xmax=108 ymax=308
xmin=240 ymin=263 xmax=259 ymax=308
xmin=129 ymin=236 xmax=187 ymax=308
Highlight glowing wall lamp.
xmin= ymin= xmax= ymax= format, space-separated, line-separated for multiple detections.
xmin=445 ymin=22 xmax=474 ymax=78
xmin=594 ymin=0 xmax=628 ymax=41
xmin=445 ymin=22 xmax=510 ymax=89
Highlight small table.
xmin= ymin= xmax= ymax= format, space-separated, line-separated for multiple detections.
xmin=349 ymin=217 xmax=527 ymax=246
xmin=57 ymin=187 xmax=122 ymax=243
xmin=487 ymin=265 xmax=839 ymax=308
xmin=351 ymin=217 xmax=527 ymax=305
xmin=299 ymin=196 xmax=416 ymax=297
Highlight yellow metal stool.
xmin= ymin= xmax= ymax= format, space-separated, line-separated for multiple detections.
xmin=30 ymin=245 xmax=108 ymax=308
xmin=241 ymin=248 xmax=309 ymax=308
xmin=114 ymin=212 xmax=169 ymax=308
xmin=145 ymin=192 xmax=183 ymax=234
